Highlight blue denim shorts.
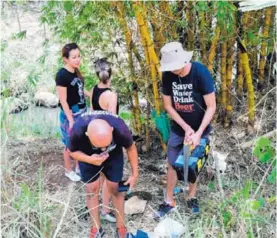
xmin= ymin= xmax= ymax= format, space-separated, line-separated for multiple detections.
xmin=167 ymin=130 xmax=209 ymax=165
xmin=59 ymin=107 xmax=86 ymax=147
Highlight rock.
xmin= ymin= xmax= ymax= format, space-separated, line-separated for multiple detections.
xmin=34 ymin=92 xmax=59 ymax=108
xmin=1 ymin=97 xmax=29 ymax=114
xmin=124 ymin=196 xmax=147 ymax=215
xmin=211 ymin=151 xmax=228 ymax=174
xmin=154 ymin=218 xmax=185 ymax=237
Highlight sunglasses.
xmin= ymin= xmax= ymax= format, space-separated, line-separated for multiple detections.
xmin=91 ymin=139 xmax=117 ymax=155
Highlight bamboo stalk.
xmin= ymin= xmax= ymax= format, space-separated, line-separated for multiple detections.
xmin=159 ymin=1 xmax=178 ymax=40
xmin=185 ymin=1 xmax=194 ymax=51
xmin=221 ymin=40 xmax=227 ymax=112
xmin=258 ymin=7 xmax=274 ymax=88
xmin=114 ymin=2 xmax=142 ymax=134
xmin=237 ymin=51 xmax=244 ymax=98
xmin=207 ymin=25 xmax=220 ymax=73
xmin=199 ymin=11 xmax=207 ymax=65
xmin=134 ymin=2 xmax=161 ymax=115
xmin=240 ymin=41 xmax=255 ymax=126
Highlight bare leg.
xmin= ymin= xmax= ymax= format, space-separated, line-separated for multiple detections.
xmin=106 ymin=180 xmax=125 ymax=228
xmin=188 ymin=179 xmax=198 ymax=198
xmin=63 ymin=148 xmax=72 ymax=172
xmin=75 ymin=160 xmax=79 ymax=171
xmin=101 ymin=174 xmax=112 ymax=214
xmin=166 ymin=163 xmax=178 ymax=203
xmin=86 ymin=178 xmax=101 ymax=229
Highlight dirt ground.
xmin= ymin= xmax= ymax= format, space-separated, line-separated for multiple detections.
xmin=2 ymin=91 xmax=276 ymax=237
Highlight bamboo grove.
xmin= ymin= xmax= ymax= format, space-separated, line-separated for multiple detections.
xmin=40 ymin=1 xmax=276 ymax=146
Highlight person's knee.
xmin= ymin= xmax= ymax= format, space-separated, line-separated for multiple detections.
xmin=85 ymin=181 xmax=100 ymax=199
xmin=106 ymin=181 xmax=119 ymax=196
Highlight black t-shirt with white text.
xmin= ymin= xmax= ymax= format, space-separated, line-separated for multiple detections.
xmin=68 ymin=111 xmax=133 ymax=158
xmin=162 ymin=62 xmax=215 ymax=136
xmin=55 ymin=68 xmax=86 ymax=110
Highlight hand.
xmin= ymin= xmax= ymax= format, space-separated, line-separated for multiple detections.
xmin=89 ymin=153 xmax=109 ymax=166
xmin=69 ymin=119 xmax=74 ymax=130
xmin=183 ymin=125 xmax=195 ymax=142
xmin=189 ymin=131 xmax=202 ymax=149
xmin=124 ymin=174 xmax=138 ymax=189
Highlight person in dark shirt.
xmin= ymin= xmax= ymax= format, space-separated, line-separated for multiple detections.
xmin=55 ymin=43 xmax=90 ymax=182
xmin=90 ymin=58 xmax=119 ymax=223
xmin=68 ymin=110 xmax=138 ymax=238
xmin=156 ymin=42 xmax=216 ymax=216
xmin=90 ymin=58 xmax=119 ymax=114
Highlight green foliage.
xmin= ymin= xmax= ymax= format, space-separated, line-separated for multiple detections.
xmin=253 ymin=137 xmax=275 ymax=163
xmin=218 ymin=180 xmax=268 ymax=233
xmin=11 ymin=30 xmax=27 ymax=40
xmin=11 ymin=167 xmax=55 ymax=238
xmin=120 ymin=111 xmax=132 ymax=120
xmin=253 ymin=137 xmax=276 ymax=184
xmin=1 ymin=40 xmax=8 ymax=52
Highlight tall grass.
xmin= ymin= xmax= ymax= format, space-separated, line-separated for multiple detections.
xmin=5 ymin=106 xmax=60 ymax=140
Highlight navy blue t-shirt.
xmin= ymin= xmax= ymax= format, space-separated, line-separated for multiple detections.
xmin=162 ymin=62 xmax=215 ymax=136
xmin=68 ymin=110 xmax=133 ymax=157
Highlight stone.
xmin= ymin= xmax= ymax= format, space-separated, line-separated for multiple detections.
xmin=34 ymin=92 xmax=59 ymax=108
xmin=124 ymin=196 xmax=147 ymax=215
xmin=154 ymin=218 xmax=185 ymax=237
xmin=1 ymin=97 xmax=29 ymax=114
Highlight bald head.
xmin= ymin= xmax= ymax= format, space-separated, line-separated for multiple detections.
xmin=87 ymin=119 xmax=113 ymax=148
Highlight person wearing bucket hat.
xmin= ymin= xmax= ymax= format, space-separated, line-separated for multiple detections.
xmin=156 ymin=42 xmax=216 ymax=216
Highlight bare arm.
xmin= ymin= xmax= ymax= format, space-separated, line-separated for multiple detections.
xmin=197 ymin=92 xmax=216 ymax=135
xmin=190 ymin=92 xmax=216 ymax=147
xmin=84 ymin=89 xmax=90 ymax=98
xmin=163 ymin=94 xmax=194 ymax=133
xmin=125 ymin=143 xmax=139 ymax=188
xmin=90 ymin=88 xmax=94 ymax=110
xmin=56 ymin=86 xmax=74 ymax=124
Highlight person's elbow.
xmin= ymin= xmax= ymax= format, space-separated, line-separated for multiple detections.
xmin=163 ymin=103 xmax=173 ymax=113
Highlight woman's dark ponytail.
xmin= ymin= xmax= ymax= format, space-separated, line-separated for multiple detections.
xmin=94 ymin=58 xmax=112 ymax=84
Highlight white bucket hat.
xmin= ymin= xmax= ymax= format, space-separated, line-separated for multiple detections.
xmin=160 ymin=42 xmax=193 ymax=72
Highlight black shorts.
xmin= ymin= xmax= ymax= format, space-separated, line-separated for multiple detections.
xmin=78 ymin=149 xmax=124 ymax=184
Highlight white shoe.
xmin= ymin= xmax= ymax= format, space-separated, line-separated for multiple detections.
xmin=100 ymin=211 xmax=116 ymax=223
xmin=75 ymin=166 xmax=81 ymax=175
xmin=65 ymin=171 xmax=81 ymax=182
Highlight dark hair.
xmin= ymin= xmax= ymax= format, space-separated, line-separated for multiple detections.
xmin=94 ymin=58 xmax=112 ymax=85
xmin=62 ymin=43 xmax=84 ymax=81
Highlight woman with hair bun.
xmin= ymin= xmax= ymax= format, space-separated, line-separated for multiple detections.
xmin=90 ymin=58 xmax=119 ymax=223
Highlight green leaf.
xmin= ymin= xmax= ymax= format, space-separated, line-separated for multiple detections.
xmin=12 ymin=30 xmax=27 ymax=40
xmin=208 ymin=181 xmax=215 ymax=190
xmin=63 ymin=1 xmax=73 ymax=12
xmin=267 ymin=164 xmax=276 ymax=184
xmin=253 ymin=137 xmax=275 ymax=163
xmin=242 ymin=181 xmax=251 ymax=199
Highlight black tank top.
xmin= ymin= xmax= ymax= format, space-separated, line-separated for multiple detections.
xmin=91 ymin=85 xmax=119 ymax=114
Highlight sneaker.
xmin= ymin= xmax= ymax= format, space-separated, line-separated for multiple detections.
xmin=65 ymin=171 xmax=81 ymax=182
xmin=116 ymin=227 xmax=133 ymax=238
xmin=75 ymin=166 xmax=81 ymax=176
xmin=187 ymin=198 xmax=199 ymax=214
xmin=100 ymin=211 xmax=116 ymax=223
xmin=90 ymin=227 xmax=105 ymax=238
xmin=153 ymin=201 xmax=176 ymax=219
